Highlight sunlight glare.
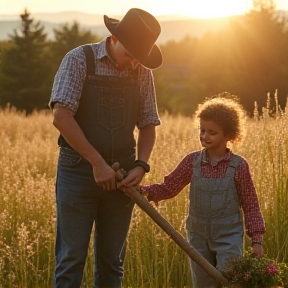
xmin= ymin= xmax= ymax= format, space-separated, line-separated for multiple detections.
xmin=151 ymin=0 xmax=252 ymax=18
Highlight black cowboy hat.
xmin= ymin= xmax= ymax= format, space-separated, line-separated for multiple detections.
xmin=104 ymin=8 xmax=163 ymax=69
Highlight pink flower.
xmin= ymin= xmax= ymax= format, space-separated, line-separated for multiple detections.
xmin=261 ymin=262 xmax=279 ymax=276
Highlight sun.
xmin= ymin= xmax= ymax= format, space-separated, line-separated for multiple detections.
xmin=189 ymin=0 xmax=251 ymax=18
xmin=0 ymin=0 xmax=255 ymax=19
xmin=152 ymin=0 xmax=252 ymax=18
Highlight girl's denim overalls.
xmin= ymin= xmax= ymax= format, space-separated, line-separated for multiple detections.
xmin=186 ymin=153 xmax=244 ymax=288
xmin=55 ymin=45 xmax=140 ymax=288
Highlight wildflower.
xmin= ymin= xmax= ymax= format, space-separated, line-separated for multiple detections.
xmin=224 ymin=251 xmax=288 ymax=288
xmin=262 ymin=262 xmax=279 ymax=276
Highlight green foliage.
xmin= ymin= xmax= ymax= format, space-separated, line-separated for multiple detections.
xmin=154 ymin=64 xmax=203 ymax=116
xmin=49 ymin=21 xmax=101 ymax=71
xmin=224 ymin=250 xmax=288 ymax=287
xmin=0 ymin=0 xmax=288 ymax=116
xmin=0 ymin=9 xmax=51 ymax=113
xmin=0 ymin=12 xmax=101 ymax=113
xmin=227 ymin=4 xmax=288 ymax=113
xmin=156 ymin=0 xmax=288 ymax=115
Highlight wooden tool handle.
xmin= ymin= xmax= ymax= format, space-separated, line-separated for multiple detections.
xmin=112 ymin=162 xmax=229 ymax=286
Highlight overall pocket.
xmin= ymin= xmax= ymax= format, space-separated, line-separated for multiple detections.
xmin=58 ymin=147 xmax=82 ymax=167
xmin=98 ymin=88 xmax=125 ymax=131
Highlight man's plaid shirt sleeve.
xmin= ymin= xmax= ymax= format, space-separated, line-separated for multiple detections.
xmin=50 ymin=48 xmax=86 ymax=113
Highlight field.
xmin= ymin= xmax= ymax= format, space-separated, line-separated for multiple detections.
xmin=0 ymin=100 xmax=288 ymax=288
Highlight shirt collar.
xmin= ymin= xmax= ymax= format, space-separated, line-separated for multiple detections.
xmin=97 ymin=36 xmax=134 ymax=70
xmin=97 ymin=36 xmax=111 ymax=60
xmin=201 ymin=148 xmax=232 ymax=164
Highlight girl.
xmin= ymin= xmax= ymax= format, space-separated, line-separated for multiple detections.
xmin=141 ymin=95 xmax=265 ymax=288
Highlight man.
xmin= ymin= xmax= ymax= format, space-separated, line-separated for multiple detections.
xmin=49 ymin=8 xmax=162 ymax=288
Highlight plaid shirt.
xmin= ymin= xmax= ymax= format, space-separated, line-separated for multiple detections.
xmin=142 ymin=149 xmax=266 ymax=242
xmin=49 ymin=37 xmax=161 ymax=128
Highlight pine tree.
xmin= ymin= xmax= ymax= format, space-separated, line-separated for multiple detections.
xmin=0 ymin=9 xmax=51 ymax=112
xmin=50 ymin=21 xmax=101 ymax=71
xmin=228 ymin=0 xmax=288 ymax=113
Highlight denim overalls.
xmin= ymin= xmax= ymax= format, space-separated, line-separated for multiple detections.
xmin=186 ymin=153 xmax=244 ymax=288
xmin=55 ymin=45 xmax=140 ymax=288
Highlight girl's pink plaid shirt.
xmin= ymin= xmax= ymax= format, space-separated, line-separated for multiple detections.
xmin=142 ymin=149 xmax=265 ymax=243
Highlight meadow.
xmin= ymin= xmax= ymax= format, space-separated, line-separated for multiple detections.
xmin=0 ymin=97 xmax=287 ymax=288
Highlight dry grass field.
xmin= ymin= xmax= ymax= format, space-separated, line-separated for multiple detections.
xmin=0 ymin=98 xmax=287 ymax=287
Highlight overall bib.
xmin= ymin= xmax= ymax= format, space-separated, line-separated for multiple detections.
xmin=55 ymin=45 xmax=140 ymax=288
xmin=186 ymin=153 xmax=244 ymax=288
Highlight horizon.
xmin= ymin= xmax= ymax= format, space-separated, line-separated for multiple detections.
xmin=1 ymin=0 xmax=288 ymax=19
xmin=0 ymin=10 xmax=246 ymax=20
xmin=1 ymin=8 xmax=288 ymax=24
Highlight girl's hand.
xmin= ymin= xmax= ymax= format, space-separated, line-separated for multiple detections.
xmin=252 ymin=243 xmax=263 ymax=257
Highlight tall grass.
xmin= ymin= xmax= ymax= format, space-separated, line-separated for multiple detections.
xmin=0 ymin=98 xmax=287 ymax=287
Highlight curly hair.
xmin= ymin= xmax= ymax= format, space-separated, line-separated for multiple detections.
xmin=195 ymin=93 xmax=246 ymax=143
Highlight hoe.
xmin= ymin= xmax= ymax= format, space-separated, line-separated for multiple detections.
xmin=112 ymin=162 xmax=229 ymax=287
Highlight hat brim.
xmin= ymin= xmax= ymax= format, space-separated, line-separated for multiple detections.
xmin=104 ymin=15 xmax=163 ymax=69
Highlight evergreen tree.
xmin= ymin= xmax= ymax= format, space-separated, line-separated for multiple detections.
xmin=154 ymin=0 xmax=288 ymax=115
xmin=228 ymin=0 xmax=288 ymax=113
xmin=49 ymin=21 xmax=101 ymax=72
xmin=0 ymin=9 xmax=51 ymax=112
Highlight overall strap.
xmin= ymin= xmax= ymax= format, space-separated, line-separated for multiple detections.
xmin=193 ymin=152 xmax=202 ymax=178
xmin=82 ymin=45 xmax=95 ymax=76
xmin=225 ymin=155 xmax=242 ymax=177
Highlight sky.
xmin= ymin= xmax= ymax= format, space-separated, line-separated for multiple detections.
xmin=1 ymin=0 xmax=288 ymax=19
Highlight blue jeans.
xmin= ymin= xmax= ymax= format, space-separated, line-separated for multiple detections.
xmin=55 ymin=147 xmax=135 ymax=288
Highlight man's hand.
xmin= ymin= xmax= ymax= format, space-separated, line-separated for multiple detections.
xmin=53 ymin=102 xmax=117 ymax=191
xmin=117 ymin=166 xmax=145 ymax=189
xmin=92 ymin=160 xmax=116 ymax=191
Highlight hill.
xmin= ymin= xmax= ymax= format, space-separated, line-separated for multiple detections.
xmin=0 ymin=10 xmax=287 ymax=44
xmin=0 ymin=11 xmax=238 ymax=44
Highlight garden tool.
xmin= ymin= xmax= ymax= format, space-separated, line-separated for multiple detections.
xmin=112 ymin=162 xmax=229 ymax=287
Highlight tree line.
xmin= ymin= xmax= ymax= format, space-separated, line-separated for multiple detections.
xmin=0 ymin=9 xmax=101 ymax=113
xmin=0 ymin=0 xmax=288 ymax=115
